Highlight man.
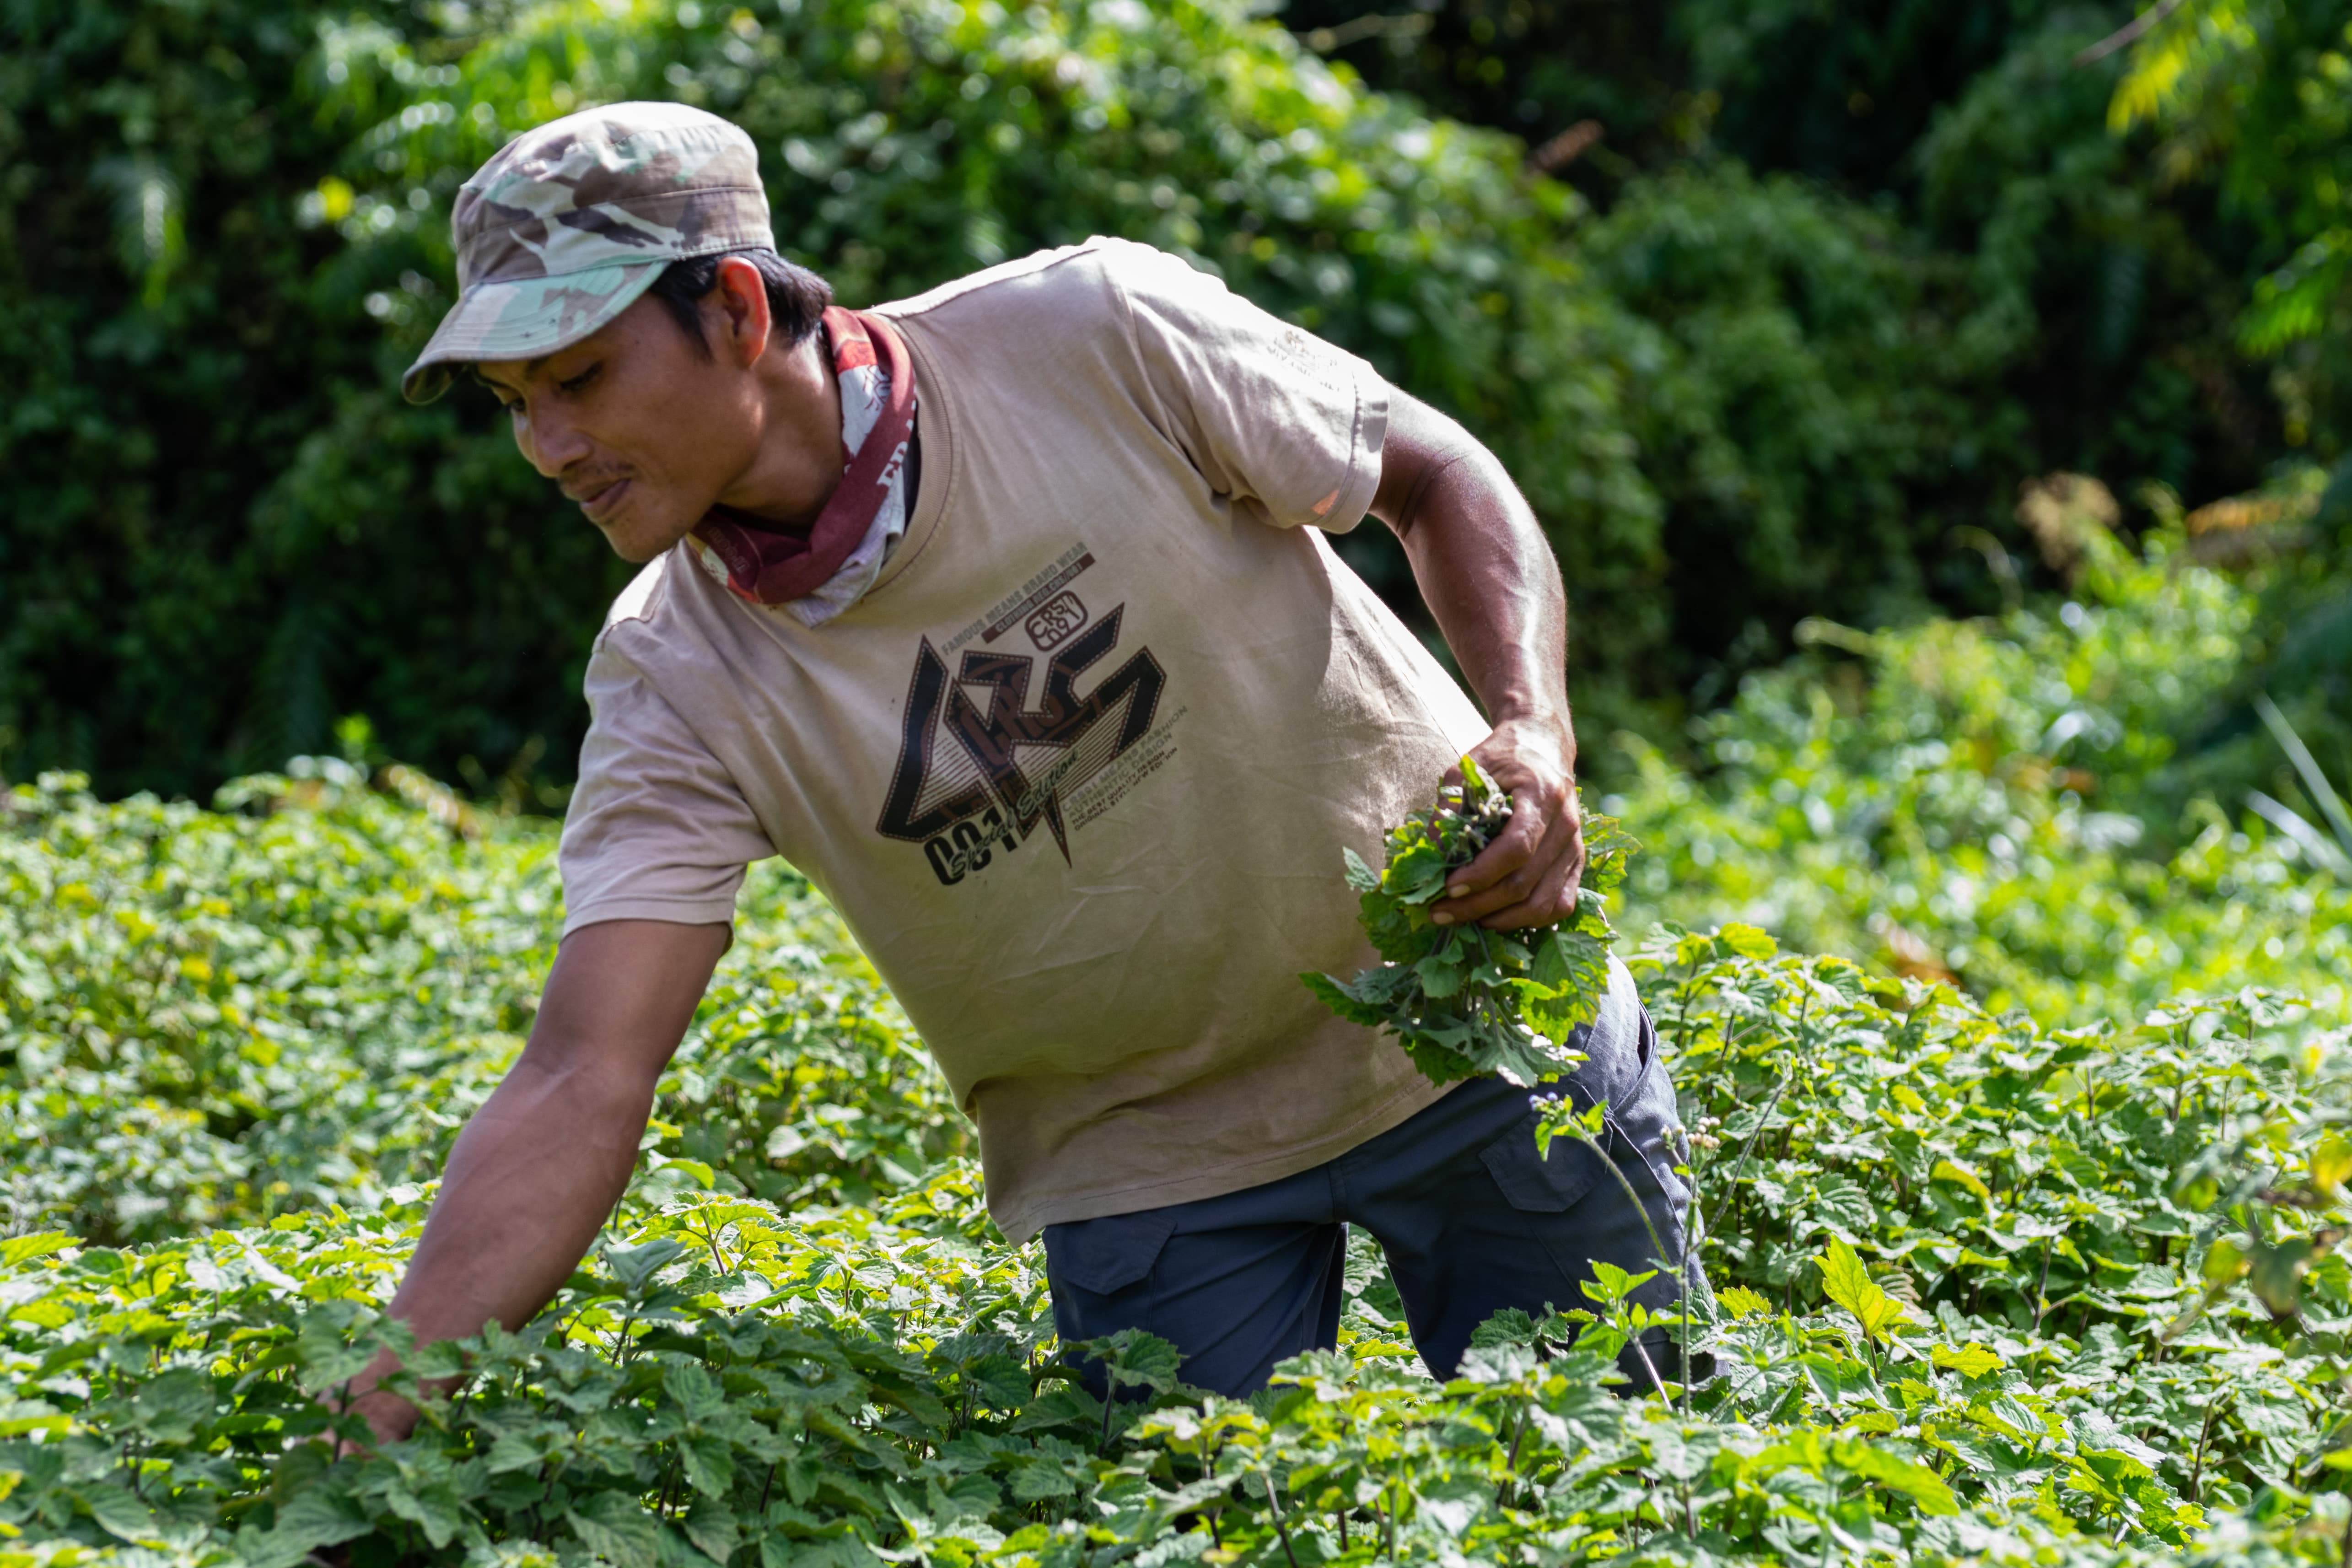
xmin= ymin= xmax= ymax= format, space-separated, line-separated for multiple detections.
xmin=350 ymin=101 xmax=1692 ymax=1440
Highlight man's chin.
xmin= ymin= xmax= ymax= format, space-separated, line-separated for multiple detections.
xmin=597 ymin=512 xmax=697 ymax=565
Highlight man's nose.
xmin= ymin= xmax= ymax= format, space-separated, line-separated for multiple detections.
xmin=515 ymin=399 xmax=592 ymax=479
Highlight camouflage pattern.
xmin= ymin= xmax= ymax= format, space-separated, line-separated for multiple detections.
xmin=402 ymin=102 xmax=775 ymax=403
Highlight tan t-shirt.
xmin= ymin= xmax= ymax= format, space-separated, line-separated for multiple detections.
xmin=561 ymin=237 xmax=1489 ymax=1241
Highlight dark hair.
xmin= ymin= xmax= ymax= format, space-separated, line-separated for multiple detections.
xmin=646 ymin=247 xmax=833 ymax=356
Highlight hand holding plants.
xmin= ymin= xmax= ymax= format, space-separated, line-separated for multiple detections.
xmin=1431 ymin=713 xmax=1586 ymax=930
xmin=1304 ymin=757 xmax=1637 ymax=1087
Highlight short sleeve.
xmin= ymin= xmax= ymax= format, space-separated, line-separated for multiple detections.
xmin=558 ymin=644 xmax=775 ymax=938
xmin=1105 ymin=240 xmax=1390 ymax=533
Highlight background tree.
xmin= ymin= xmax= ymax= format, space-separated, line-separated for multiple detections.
xmin=3 ymin=0 xmax=2344 ymax=810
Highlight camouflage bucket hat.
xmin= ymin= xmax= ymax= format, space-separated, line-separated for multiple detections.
xmin=401 ymin=101 xmax=774 ymax=403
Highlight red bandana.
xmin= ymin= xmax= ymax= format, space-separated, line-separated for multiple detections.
xmin=689 ymin=305 xmax=916 ymax=607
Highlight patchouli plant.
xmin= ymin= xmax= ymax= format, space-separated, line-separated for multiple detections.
xmin=1304 ymin=758 xmax=1638 ymax=1087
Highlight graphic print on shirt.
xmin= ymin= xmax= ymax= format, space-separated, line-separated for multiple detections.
xmin=875 ymin=546 xmax=1182 ymax=886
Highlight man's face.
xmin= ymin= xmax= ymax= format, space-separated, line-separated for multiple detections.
xmin=475 ymin=296 xmax=763 ymax=563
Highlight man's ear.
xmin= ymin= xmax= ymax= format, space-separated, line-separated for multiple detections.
xmin=709 ymin=256 xmax=775 ymax=369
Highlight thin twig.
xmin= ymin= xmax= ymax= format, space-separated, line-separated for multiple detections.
xmin=1579 ymin=1111 xmax=1705 ymax=1404
xmin=1570 ymin=1113 xmax=1676 ymax=1294
xmin=2187 ymin=1397 xmax=2225 ymax=1502
xmin=2073 ymin=0 xmax=2184 ymax=66
xmin=1259 ymin=1469 xmax=1302 ymax=1568
xmin=1625 ymin=1320 xmax=1673 ymax=1404
xmin=1725 ymin=1060 xmax=1795 ymax=1195
xmin=1674 ymin=1121 xmax=1706 ymax=1418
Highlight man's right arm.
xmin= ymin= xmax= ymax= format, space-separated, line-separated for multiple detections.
xmin=344 ymin=917 xmax=730 ymax=1444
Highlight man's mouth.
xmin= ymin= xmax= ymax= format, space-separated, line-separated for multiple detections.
xmin=571 ymin=477 xmax=631 ymax=523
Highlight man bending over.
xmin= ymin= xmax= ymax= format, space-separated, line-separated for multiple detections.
xmin=350 ymin=102 xmax=1693 ymax=1440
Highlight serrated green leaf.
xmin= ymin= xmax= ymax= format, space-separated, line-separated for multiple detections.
xmin=1716 ymin=922 xmax=1778 ymax=959
xmin=684 ymin=1498 xmax=742 ymax=1564
xmin=1300 ymin=970 xmax=1387 ymax=1028
xmin=1931 ymin=1343 xmax=2004 ymax=1379
xmin=665 ymin=1360 xmax=726 ymax=1421
xmin=570 ymin=1491 xmax=663 ymax=1562
xmin=1843 ymin=1444 xmax=1959 ymax=1515
xmin=1415 ymin=953 xmax=1465 ymax=998
xmin=681 ymin=1431 xmax=736 ymax=1498
xmin=1821 ymin=1236 xmax=1910 ymax=1346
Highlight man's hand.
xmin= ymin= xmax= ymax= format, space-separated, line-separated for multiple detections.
xmin=332 ymin=918 xmax=730 ymax=1446
xmin=1370 ymin=390 xmax=1580 ymax=931
xmin=1432 ymin=714 xmax=1585 ymax=930
xmin=331 ymin=1377 xmax=426 ymax=1453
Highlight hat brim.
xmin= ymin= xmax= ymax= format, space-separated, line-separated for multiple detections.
xmin=400 ymin=260 xmax=665 ymax=404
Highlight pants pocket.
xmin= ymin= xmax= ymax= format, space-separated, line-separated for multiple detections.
xmin=1480 ymin=1103 xmax=1688 ymax=1289
xmin=1044 ymin=1209 xmax=1179 ymax=1299
xmin=1479 ymin=1114 xmax=1605 ymax=1213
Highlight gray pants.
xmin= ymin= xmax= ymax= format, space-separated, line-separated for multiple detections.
xmin=1044 ymin=963 xmax=1697 ymax=1396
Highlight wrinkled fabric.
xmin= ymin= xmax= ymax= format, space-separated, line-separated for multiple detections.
xmin=686 ymin=306 xmax=916 ymax=624
xmin=1047 ymin=960 xmax=1705 ymax=1397
xmin=559 ymin=238 xmax=1486 ymax=1241
xmin=404 ymin=101 xmax=774 ymax=403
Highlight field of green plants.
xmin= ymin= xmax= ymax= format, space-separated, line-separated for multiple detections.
xmin=5 ymin=515 xmax=2350 ymax=1567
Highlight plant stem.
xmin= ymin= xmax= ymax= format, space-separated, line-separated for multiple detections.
xmin=695 ymin=1216 xmax=728 ymax=1275
xmin=1497 ymin=1410 xmax=1529 ymax=1508
xmin=1725 ymin=1060 xmax=1794 ymax=1198
xmin=1260 ymin=1470 xmax=1301 ymax=1568
xmin=1626 ymin=1327 xmax=1672 ymax=1405
xmin=1576 ymin=1111 xmax=1695 ymax=1402
xmin=2188 ymin=1399 xmax=2220 ymax=1503
xmin=1580 ymin=1114 xmax=1676 ymax=1294
xmin=1677 ymin=1123 xmax=1704 ymax=1418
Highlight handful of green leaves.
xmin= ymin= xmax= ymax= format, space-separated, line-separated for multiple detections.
xmin=1302 ymin=758 xmax=1638 ymax=1087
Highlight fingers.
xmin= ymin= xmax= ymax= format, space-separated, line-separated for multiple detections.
xmin=1438 ymin=787 xmax=1543 ymax=906
xmin=1430 ymin=787 xmax=1583 ymax=929
xmin=1476 ymin=814 xmax=1587 ymax=929
xmin=1430 ymin=715 xmax=1583 ymax=929
xmin=322 ymin=1385 xmax=419 ymax=1455
xmin=366 ymin=1381 xmax=427 ymax=1444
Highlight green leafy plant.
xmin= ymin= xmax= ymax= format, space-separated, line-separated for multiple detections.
xmin=0 ymin=766 xmax=969 ymax=1244
xmin=1302 ymin=758 xmax=1638 ymax=1086
xmin=1608 ymin=521 xmax=2352 ymax=1029
xmin=12 ymin=507 xmax=2352 ymax=1563
xmin=8 ymin=755 xmax=2352 ymax=1565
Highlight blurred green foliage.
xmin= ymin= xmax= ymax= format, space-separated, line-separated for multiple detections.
xmin=1 ymin=0 xmax=1637 ymax=799
xmin=1293 ymin=0 xmax=2347 ymax=705
xmin=9 ymin=0 xmax=2348 ymax=807
xmin=2100 ymin=0 xmax=2352 ymax=781
xmin=0 ymin=0 xmax=640 ymax=803
xmin=1611 ymin=512 xmax=2352 ymax=1027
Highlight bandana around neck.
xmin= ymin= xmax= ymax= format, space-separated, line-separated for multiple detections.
xmin=688 ymin=305 xmax=916 ymax=625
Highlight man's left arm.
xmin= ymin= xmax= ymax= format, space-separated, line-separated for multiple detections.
xmin=1370 ymin=389 xmax=1582 ymax=931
